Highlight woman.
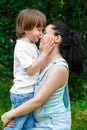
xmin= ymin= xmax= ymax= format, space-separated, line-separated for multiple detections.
xmin=1 ymin=21 xmax=84 ymax=130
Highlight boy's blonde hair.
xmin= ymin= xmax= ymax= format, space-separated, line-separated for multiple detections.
xmin=16 ymin=9 xmax=46 ymax=38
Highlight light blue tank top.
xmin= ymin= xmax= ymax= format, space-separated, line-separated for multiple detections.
xmin=34 ymin=58 xmax=70 ymax=120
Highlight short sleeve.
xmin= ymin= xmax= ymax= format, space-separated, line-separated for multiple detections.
xmin=16 ymin=44 xmax=39 ymax=69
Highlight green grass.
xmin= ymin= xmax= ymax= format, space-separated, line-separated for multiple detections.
xmin=0 ymin=79 xmax=12 ymax=130
xmin=71 ymin=96 xmax=87 ymax=130
xmin=0 ymin=79 xmax=87 ymax=130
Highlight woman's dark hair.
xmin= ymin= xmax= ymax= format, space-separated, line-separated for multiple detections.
xmin=51 ymin=21 xmax=84 ymax=76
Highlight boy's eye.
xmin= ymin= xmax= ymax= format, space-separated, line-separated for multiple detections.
xmin=38 ymin=29 xmax=41 ymax=31
xmin=37 ymin=27 xmax=43 ymax=32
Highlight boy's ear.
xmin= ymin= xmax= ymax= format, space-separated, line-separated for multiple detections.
xmin=55 ymin=35 xmax=62 ymax=43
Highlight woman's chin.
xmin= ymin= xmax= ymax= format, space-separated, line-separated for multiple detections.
xmin=39 ymin=45 xmax=42 ymax=50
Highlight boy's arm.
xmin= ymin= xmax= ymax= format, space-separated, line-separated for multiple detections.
xmin=25 ymin=35 xmax=55 ymax=75
xmin=25 ymin=52 xmax=49 ymax=75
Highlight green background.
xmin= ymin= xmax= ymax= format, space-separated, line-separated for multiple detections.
xmin=0 ymin=0 xmax=87 ymax=129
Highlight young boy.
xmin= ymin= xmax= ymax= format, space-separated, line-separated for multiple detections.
xmin=4 ymin=9 xmax=53 ymax=130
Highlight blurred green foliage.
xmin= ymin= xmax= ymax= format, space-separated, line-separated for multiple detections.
xmin=0 ymin=0 xmax=87 ymax=113
xmin=0 ymin=1 xmax=87 ymax=129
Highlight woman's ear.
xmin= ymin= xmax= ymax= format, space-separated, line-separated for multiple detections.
xmin=55 ymin=35 xmax=62 ymax=43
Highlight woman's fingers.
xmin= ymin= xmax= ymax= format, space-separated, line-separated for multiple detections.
xmin=45 ymin=35 xmax=55 ymax=45
xmin=4 ymin=120 xmax=15 ymax=128
xmin=43 ymin=35 xmax=55 ymax=48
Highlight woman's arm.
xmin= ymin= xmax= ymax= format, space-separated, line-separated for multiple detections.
xmin=1 ymin=65 xmax=68 ymax=125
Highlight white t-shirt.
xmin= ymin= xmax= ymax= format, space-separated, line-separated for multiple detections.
xmin=10 ymin=39 xmax=40 ymax=94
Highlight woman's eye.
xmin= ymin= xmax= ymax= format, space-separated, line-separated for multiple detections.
xmin=43 ymin=31 xmax=46 ymax=34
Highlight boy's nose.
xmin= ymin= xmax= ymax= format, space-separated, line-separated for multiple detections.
xmin=39 ymin=33 xmax=44 ymax=39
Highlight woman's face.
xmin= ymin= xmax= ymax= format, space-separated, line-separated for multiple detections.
xmin=39 ymin=24 xmax=55 ymax=50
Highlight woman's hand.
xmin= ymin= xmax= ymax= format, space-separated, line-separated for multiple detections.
xmin=1 ymin=111 xmax=12 ymax=127
xmin=5 ymin=120 xmax=15 ymax=128
xmin=39 ymin=34 xmax=55 ymax=55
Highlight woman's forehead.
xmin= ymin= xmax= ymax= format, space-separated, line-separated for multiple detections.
xmin=45 ymin=24 xmax=54 ymax=33
xmin=45 ymin=24 xmax=52 ymax=30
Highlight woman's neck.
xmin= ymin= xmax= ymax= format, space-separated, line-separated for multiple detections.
xmin=40 ymin=49 xmax=62 ymax=73
xmin=49 ymin=47 xmax=62 ymax=61
xmin=40 ymin=56 xmax=51 ymax=73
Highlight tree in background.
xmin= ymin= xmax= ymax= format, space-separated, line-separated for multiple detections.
xmin=0 ymin=0 xmax=87 ymax=99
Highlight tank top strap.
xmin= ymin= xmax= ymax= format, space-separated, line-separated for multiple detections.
xmin=51 ymin=58 xmax=68 ymax=69
xmin=38 ymin=58 xmax=68 ymax=82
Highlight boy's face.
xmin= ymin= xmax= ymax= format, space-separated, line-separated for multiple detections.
xmin=25 ymin=27 xmax=43 ymax=43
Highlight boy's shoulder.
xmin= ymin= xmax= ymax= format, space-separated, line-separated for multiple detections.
xmin=15 ymin=39 xmax=33 ymax=50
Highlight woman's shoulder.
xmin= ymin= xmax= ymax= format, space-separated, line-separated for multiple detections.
xmin=48 ymin=58 xmax=69 ymax=79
